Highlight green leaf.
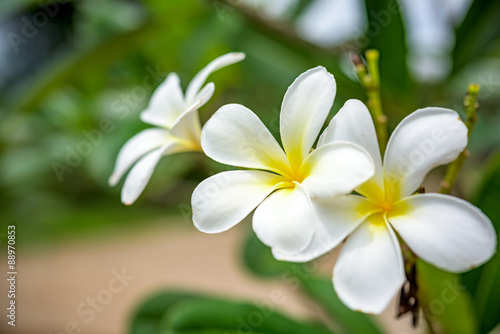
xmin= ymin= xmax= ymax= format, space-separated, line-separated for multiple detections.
xmin=417 ymin=260 xmax=478 ymax=334
xmin=363 ymin=0 xmax=411 ymax=93
xmin=474 ymin=256 xmax=500 ymax=334
xmin=161 ymin=299 xmax=334 ymax=334
xmin=130 ymin=291 xmax=202 ymax=334
xmin=300 ymin=276 xmax=383 ymax=334
xmin=242 ymin=227 xmax=302 ymax=277
xmin=461 ymin=151 xmax=500 ymax=333
xmin=452 ymin=0 xmax=500 ymax=73
xmin=130 ymin=290 xmax=333 ymax=334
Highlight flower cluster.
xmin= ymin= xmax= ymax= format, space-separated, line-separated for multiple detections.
xmin=110 ymin=53 xmax=496 ymax=314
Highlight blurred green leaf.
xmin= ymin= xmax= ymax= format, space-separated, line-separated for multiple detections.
xmin=300 ymin=276 xmax=383 ymax=334
xmin=452 ymin=0 xmax=500 ymax=73
xmin=162 ymin=298 xmax=334 ymax=334
xmin=130 ymin=290 xmax=333 ymax=334
xmin=4 ymin=0 xmax=208 ymax=114
xmin=0 ymin=0 xmax=40 ymax=18
xmin=7 ymin=20 xmax=156 ymax=113
xmin=242 ymin=228 xmax=301 ymax=277
xmin=130 ymin=291 xmax=202 ymax=334
xmin=363 ymin=0 xmax=411 ymax=93
xmin=461 ymin=151 xmax=500 ymax=333
xmin=417 ymin=260 xmax=478 ymax=334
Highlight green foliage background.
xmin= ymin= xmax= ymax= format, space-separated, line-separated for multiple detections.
xmin=0 ymin=0 xmax=499 ymax=333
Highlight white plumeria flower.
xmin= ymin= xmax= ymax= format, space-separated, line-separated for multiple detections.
xmin=109 ymin=52 xmax=245 ymax=205
xmin=275 ymin=99 xmax=497 ymax=314
xmin=191 ymin=67 xmax=375 ymax=255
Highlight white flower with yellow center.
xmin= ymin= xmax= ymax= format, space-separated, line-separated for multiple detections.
xmin=109 ymin=52 xmax=245 ymax=205
xmin=275 ymin=99 xmax=497 ymax=314
xmin=191 ymin=67 xmax=375 ymax=254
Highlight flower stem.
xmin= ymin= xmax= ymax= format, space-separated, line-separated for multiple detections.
xmin=397 ymin=242 xmax=419 ymax=326
xmin=439 ymin=84 xmax=480 ymax=194
xmin=352 ymin=50 xmax=388 ymax=154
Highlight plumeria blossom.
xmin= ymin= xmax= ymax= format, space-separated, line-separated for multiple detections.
xmin=275 ymin=99 xmax=497 ymax=314
xmin=109 ymin=52 xmax=245 ymax=205
xmin=192 ymin=66 xmax=375 ymax=255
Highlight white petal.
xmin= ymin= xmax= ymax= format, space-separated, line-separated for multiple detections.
xmin=201 ymin=104 xmax=292 ymax=176
xmin=333 ymin=216 xmax=405 ymax=314
xmin=109 ymin=128 xmax=169 ymax=186
xmin=299 ymin=142 xmax=374 ymax=199
xmin=140 ymin=73 xmax=185 ymax=128
xmin=192 ymin=82 xmax=215 ymax=109
xmin=280 ymin=66 xmax=336 ymax=169
xmin=383 ymin=108 xmax=467 ymax=199
xmin=121 ymin=143 xmax=177 ymax=205
xmin=170 ymin=110 xmax=202 ymax=148
xmin=169 ymin=108 xmax=202 ymax=148
xmin=168 ymin=83 xmax=215 ymax=147
xmin=192 ymin=170 xmax=286 ymax=233
xmin=318 ymin=99 xmax=384 ymax=198
xmin=185 ymin=52 xmax=245 ymax=103
xmin=273 ymin=195 xmax=371 ymax=262
xmin=253 ymin=183 xmax=315 ymax=254
xmin=389 ymin=193 xmax=497 ymax=273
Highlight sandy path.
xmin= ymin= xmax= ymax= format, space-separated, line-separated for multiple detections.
xmin=0 ymin=218 xmax=422 ymax=334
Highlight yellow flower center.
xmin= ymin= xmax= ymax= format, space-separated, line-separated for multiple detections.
xmin=272 ymin=153 xmax=306 ymax=185
xmin=357 ymin=179 xmax=410 ymax=222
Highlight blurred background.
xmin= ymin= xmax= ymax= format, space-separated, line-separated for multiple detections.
xmin=0 ymin=0 xmax=499 ymax=333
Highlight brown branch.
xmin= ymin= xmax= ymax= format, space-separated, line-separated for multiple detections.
xmin=209 ymin=0 xmax=358 ymax=56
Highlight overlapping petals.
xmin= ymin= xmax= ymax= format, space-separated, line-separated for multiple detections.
xmin=272 ymin=195 xmax=372 ymax=262
xmin=293 ymin=99 xmax=496 ymax=314
xmin=185 ymin=53 xmax=246 ymax=104
xmin=192 ymin=66 xmax=375 ymax=255
xmin=121 ymin=142 xmax=179 ymax=205
xmin=318 ymin=99 xmax=384 ymax=199
xmin=280 ymin=66 xmax=337 ymax=169
xmin=333 ymin=216 xmax=406 ymax=314
xmin=109 ymin=128 xmax=176 ymax=187
xmin=300 ymin=142 xmax=375 ymax=199
xmin=193 ymin=170 xmax=286 ymax=233
xmin=109 ymin=52 xmax=245 ymax=204
xmin=140 ymin=73 xmax=185 ymax=128
xmin=253 ymin=184 xmax=315 ymax=254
